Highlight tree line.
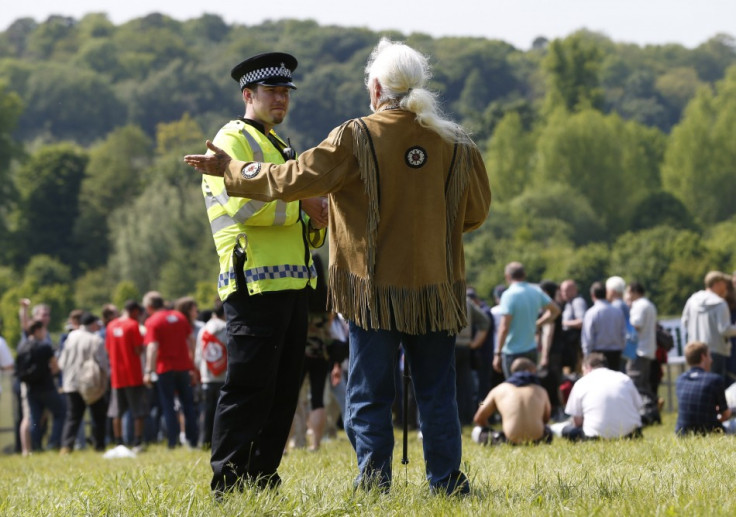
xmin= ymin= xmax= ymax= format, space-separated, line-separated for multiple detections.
xmin=0 ymin=13 xmax=735 ymax=346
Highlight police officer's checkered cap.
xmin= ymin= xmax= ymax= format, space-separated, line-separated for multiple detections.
xmin=231 ymin=52 xmax=298 ymax=90
xmin=238 ymin=66 xmax=293 ymax=89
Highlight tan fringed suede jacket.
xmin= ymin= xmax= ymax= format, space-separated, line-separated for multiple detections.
xmin=223 ymin=109 xmax=491 ymax=335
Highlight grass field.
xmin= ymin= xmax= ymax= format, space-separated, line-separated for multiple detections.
xmin=1 ymin=369 xmax=733 ymax=516
xmin=2 ymin=401 xmax=736 ymax=516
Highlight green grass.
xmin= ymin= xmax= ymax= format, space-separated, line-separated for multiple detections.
xmin=1 ymin=411 xmax=736 ymax=516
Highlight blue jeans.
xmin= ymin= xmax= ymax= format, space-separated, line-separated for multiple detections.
xmin=156 ymin=370 xmax=198 ymax=448
xmin=501 ymin=349 xmax=538 ymax=379
xmin=346 ymin=323 xmax=468 ymax=494
xmin=711 ymin=352 xmax=728 ymax=384
xmin=27 ymin=387 xmax=66 ymax=450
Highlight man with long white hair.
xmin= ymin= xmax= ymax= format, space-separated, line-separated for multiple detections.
xmin=185 ymin=38 xmax=491 ymax=495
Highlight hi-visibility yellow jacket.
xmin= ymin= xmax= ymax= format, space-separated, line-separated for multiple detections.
xmin=202 ymin=119 xmax=325 ymax=300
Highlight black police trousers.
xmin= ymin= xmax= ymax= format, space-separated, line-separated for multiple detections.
xmin=210 ymin=286 xmax=308 ymax=492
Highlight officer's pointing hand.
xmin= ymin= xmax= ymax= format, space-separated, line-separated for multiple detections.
xmin=184 ymin=140 xmax=232 ymax=177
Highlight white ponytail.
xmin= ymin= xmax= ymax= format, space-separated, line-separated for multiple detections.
xmin=365 ymin=38 xmax=472 ymax=145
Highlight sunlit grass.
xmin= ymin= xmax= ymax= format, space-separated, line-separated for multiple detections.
xmin=2 ymin=412 xmax=736 ymax=516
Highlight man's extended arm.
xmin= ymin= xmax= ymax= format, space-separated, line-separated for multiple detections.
xmin=186 ymin=121 xmax=355 ymax=203
xmin=473 ymin=388 xmax=498 ymax=426
xmin=536 ymin=301 xmax=560 ymax=328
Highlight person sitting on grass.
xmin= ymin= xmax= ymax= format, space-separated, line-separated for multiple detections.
xmin=676 ymin=341 xmax=732 ymax=436
xmin=472 ymin=357 xmax=552 ymax=445
xmin=561 ymin=353 xmax=643 ymax=441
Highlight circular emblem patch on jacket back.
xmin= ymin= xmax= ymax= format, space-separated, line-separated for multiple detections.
xmin=241 ymin=162 xmax=261 ymax=179
xmin=405 ymin=146 xmax=427 ymax=169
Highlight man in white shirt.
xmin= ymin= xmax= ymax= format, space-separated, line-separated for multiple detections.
xmin=562 ymin=353 xmax=643 ymax=440
xmin=681 ymin=271 xmax=736 ymax=383
xmin=625 ymin=282 xmax=661 ymax=425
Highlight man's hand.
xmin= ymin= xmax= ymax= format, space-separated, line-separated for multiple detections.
xmin=330 ymin=363 xmax=342 ymax=387
xmin=493 ymin=354 xmax=503 ymax=373
xmin=302 ymin=197 xmax=329 ymax=229
xmin=184 ymin=140 xmax=232 ymax=177
xmin=143 ymin=372 xmax=153 ymax=388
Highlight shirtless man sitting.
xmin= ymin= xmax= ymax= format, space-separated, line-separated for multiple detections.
xmin=472 ymin=357 xmax=552 ymax=445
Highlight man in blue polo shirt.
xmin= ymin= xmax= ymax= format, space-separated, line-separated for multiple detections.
xmin=493 ymin=262 xmax=560 ymax=378
xmin=676 ymin=341 xmax=731 ymax=435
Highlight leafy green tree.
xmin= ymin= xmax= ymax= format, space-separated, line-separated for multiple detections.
xmin=0 ymin=286 xmax=26 ymax=347
xmin=182 ymin=14 xmax=230 ymax=45
xmin=25 ymin=15 xmax=79 ymax=60
xmin=77 ymin=13 xmax=115 ymax=39
xmin=112 ymin=281 xmax=141 ymax=310
xmin=610 ymin=226 xmax=714 ymax=315
xmin=628 ymin=190 xmax=697 ymax=232
xmin=73 ymin=125 xmax=152 ymax=270
xmin=691 ymin=34 xmax=736 ymax=82
xmin=0 ymin=18 xmax=38 ymax=58
xmin=703 ymin=217 xmax=736 ymax=272
xmin=534 ymin=109 xmax=660 ymax=237
xmin=544 ymin=242 xmax=611 ymax=297
xmin=22 ymin=254 xmax=72 ymax=286
xmin=16 ymin=64 xmax=125 ymax=143
xmin=125 ymin=59 xmax=227 ymax=136
xmin=662 ymin=66 xmax=736 ymax=225
xmin=13 ymin=144 xmax=88 ymax=269
xmin=107 ymin=176 xmax=212 ymax=295
xmin=288 ymin=61 xmax=366 ymax=149
xmin=0 ymin=80 xmax=23 ymax=260
xmin=75 ymin=38 xmax=120 ymax=76
xmin=74 ymin=268 xmax=117 ymax=311
xmin=508 ymin=184 xmax=606 ymax=246
xmin=483 ymin=112 xmax=535 ymax=202
xmin=542 ymin=33 xmax=605 ymax=114
xmin=655 ymin=67 xmax=704 ymax=120
xmin=195 ymin=281 xmax=219 ymax=310
xmin=111 ymin=14 xmax=191 ymax=81
xmin=155 ymin=113 xmax=205 ymax=157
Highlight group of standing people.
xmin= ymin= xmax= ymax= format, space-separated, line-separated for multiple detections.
xmin=8 ymin=293 xmax=232 ymax=456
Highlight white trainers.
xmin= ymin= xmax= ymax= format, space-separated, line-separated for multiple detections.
xmin=471 ymin=426 xmax=490 ymax=444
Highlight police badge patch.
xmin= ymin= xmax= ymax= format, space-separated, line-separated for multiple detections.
xmin=241 ymin=162 xmax=261 ymax=179
xmin=405 ymin=146 xmax=427 ymax=169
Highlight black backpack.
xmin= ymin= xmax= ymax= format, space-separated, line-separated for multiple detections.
xmin=15 ymin=340 xmax=44 ymax=385
xmin=655 ymin=324 xmax=675 ymax=352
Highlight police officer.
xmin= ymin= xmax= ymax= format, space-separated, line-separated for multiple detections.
xmin=204 ymin=52 xmax=326 ymax=495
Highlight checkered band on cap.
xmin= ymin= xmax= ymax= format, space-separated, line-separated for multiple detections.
xmin=238 ymin=64 xmax=293 ymax=89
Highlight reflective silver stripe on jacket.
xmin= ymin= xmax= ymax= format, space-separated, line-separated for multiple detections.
xmin=241 ymin=128 xmax=264 ymax=162
xmin=210 ymin=213 xmax=239 ymax=234
xmin=241 ymin=128 xmax=290 ymax=224
xmin=206 ymin=129 xmax=290 ymax=231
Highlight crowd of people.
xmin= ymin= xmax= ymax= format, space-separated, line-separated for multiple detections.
xmin=4 ymin=265 xmax=735 ymax=461
xmin=3 ymin=294 xmax=205 ymax=455
xmin=2 ymin=284 xmax=350 ymax=457
xmin=467 ymin=265 xmax=736 ymax=445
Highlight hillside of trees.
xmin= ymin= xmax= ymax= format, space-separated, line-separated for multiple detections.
xmin=1 ymin=13 xmax=736 ymax=345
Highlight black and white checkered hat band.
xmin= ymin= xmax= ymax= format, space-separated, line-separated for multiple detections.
xmin=239 ymin=65 xmax=293 ymax=88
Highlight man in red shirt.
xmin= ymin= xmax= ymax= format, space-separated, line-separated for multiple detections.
xmin=106 ymin=300 xmax=146 ymax=450
xmin=142 ymin=291 xmax=199 ymax=448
